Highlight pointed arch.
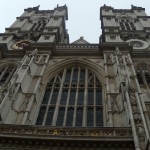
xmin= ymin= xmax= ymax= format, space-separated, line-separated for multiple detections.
xmin=36 ymin=58 xmax=105 ymax=127
xmin=43 ymin=58 xmax=105 ymax=86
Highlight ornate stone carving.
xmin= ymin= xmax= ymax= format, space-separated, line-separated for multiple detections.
xmin=106 ymin=54 xmax=113 ymax=65
xmin=128 ymin=90 xmax=146 ymax=144
xmin=11 ymin=40 xmax=34 ymax=50
xmin=126 ymin=39 xmax=149 ymax=50
xmin=120 ymin=32 xmax=147 ymax=41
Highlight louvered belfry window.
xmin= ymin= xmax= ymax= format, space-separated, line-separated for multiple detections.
xmin=36 ymin=67 xmax=103 ymax=127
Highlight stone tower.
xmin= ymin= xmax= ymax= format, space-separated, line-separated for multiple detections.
xmin=100 ymin=4 xmax=150 ymax=150
xmin=0 ymin=4 xmax=149 ymax=150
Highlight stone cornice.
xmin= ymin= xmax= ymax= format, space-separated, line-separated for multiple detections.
xmin=0 ymin=124 xmax=133 ymax=140
xmin=0 ymin=125 xmax=134 ymax=148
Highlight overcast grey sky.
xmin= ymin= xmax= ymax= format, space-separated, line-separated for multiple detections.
xmin=0 ymin=0 xmax=149 ymax=43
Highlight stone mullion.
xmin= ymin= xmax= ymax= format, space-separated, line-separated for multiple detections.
xmin=93 ymin=75 xmax=96 ymax=127
xmin=39 ymin=22 xmax=44 ymax=30
xmin=52 ymin=68 xmax=66 ymax=126
xmin=72 ymin=67 xmax=80 ymax=127
xmin=83 ymin=67 xmax=88 ymax=127
xmin=0 ymin=66 xmax=9 ymax=81
xmin=104 ymin=53 xmax=113 ymax=127
xmin=123 ymin=22 xmax=127 ymax=30
xmin=34 ymin=22 xmax=39 ymax=30
xmin=42 ymin=75 xmax=57 ymax=125
xmin=63 ymin=67 xmax=73 ymax=126
xmin=140 ymin=69 xmax=148 ymax=86
xmin=128 ymin=22 xmax=133 ymax=30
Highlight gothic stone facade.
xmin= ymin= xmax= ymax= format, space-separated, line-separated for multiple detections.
xmin=0 ymin=4 xmax=149 ymax=150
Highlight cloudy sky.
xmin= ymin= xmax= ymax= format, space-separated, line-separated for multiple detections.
xmin=0 ymin=0 xmax=149 ymax=43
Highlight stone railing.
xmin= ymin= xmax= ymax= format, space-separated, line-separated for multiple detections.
xmin=56 ymin=44 xmax=99 ymax=49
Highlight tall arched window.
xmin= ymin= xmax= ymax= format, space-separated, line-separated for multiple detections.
xmin=36 ymin=66 xmax=103 ymax=127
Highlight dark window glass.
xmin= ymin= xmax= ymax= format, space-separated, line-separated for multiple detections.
xmin=50 ymin=90 xmax=58 ymax=104
xmin=130 ymin=22 xmax=136 ymax=30
xmin=65 ymin=69 xmax=71 ymax=82
xmin=72 ymin=69 xmax=78 ymax=83
xmin=69 ymin=90 xmax=76 ymax=105
xmin=88 ymin=90 xmax=93 ymax=105
xmin=60 ymin=90 xmax=68 ymax=105
xmin=88 ymin=77 xmax=94 ymax=88
xmin=36 ymin=106 xmax=46 ymax=125
xmin=45 ymin=107 xmax=54 ymax=125
xmin=56 ymin=107 xmax=65 ymax=126
xmin=31 ymin=23 xmax=36 ymax=30
xmin=125 ymin=22 xmax=130 ymax=30
xmin=42 ymin=90 xmax=51 ymax=104
xmin=96 ymin=90 xmax=102 ymax=105
xmin=80 ymin=69 xmax=85 ymax=82
xmin=120 ymin=22 xmax=125 ymax=30
xmin=87 ymin=107 xmax=94 ymax=126
xmin=1 ymin=72 xmax=9 ymax=84
xmin=137 ymin=73 xmax=144 ymax=84
xmin=96 ymin=108 xmax=103 ymax=126
xmin=36 ymin=22 xmax=42 ymax=30
xmin=77 ymin=90 xmax=84 ymax=105
xmin=75 ymin=107 xmax=83 ymax=126
xmin=36 ymin=68 xmax=103 ymax=127
xmin=66 ymin=108 xmax=74 ymax=126
xmin=145 ymin=74 xmax=150 ymax=84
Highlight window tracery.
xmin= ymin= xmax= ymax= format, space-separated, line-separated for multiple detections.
xmin=36 ymin=66 xmax=103 ymax=127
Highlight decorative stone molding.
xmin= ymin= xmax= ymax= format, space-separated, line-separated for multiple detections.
xmin=0 ymin=124 xmax=132 ymax=138
xmin=126 ymin=39 xmax=149 ymax=50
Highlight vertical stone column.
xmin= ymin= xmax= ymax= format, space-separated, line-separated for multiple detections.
xmin=21 ymin=50 xmax=51 ymax=125
xmin=1 ymin=49 xmax=52 ymax=125
xmin=83 ymin=67 xmax=88 ymax=127
xmin=114 ymin=48 xmax=150 ymax=149
xmin=104 ymin=53 xmax=113 ymax=127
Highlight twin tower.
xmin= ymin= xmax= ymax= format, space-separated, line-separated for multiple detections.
xmin=0 ymin=4 xmax=149 ymax=150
